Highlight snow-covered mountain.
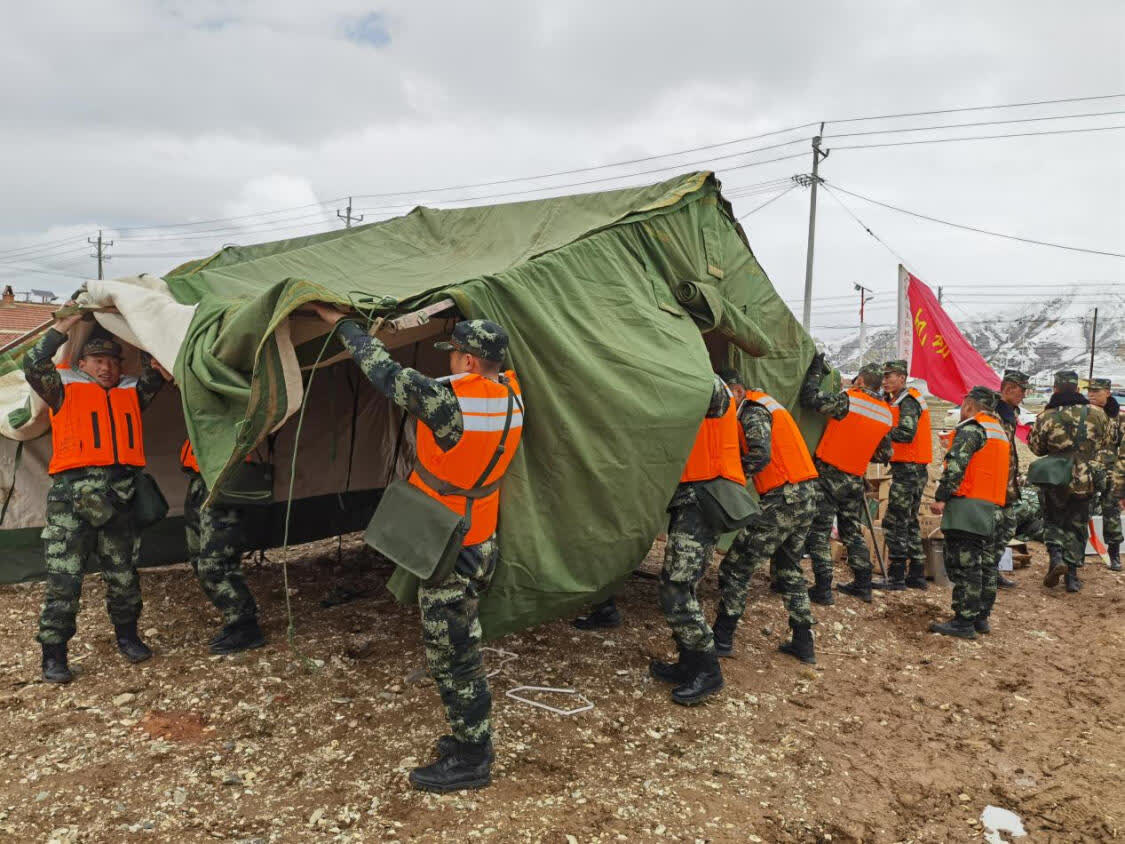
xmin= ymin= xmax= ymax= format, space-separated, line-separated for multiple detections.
xmin=817 ymin=288 xmax=1125 ymax=386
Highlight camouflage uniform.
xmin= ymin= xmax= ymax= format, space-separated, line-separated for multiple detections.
xmin=1012 ymin=484 xmax=1045 ymax=542
xmin=1115 ymin=437 xmax=1125 ymax=500
xmin=337 ymin=317 xmax=506 ymax=746
xmin=718 ymin=399 xmax=817 ymax=628
xmin=934 ymin=412 xmax=992 ymax=622
xmin=883 ymin=385 xmax=928 ymax=564
xmin=1028 ymin=375 xmax=1110 ymax=572
xmin=801 ymin=366 xmax=892 ymax=580
xmin=1089 ymin=380 xmax=1123 ymax=551
xmin=183 ymin=472 xmax=257 ymax=626
xmin=23 ymin=329 xmax=165 ymax=646
xmin=988 ymin=369 xmax=1029 ymax=587
xmin=661 ymin=375 xmax=731 ymax=654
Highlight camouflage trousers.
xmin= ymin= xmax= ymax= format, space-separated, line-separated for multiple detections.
xmin=807 ymin=461 xmax=871 ymax=578
xmin=719 ymin=481 xmax=816 ymax=628
xmin=37 ymin=492 xmax=142 ymax=646
xmin=943 ymin=529 xmax=987 ymax=622
xmin=982 ymin=505 xmax=1018 ymax=616
xmin=1095 ymin=480 xmax=1123 ymax=546
xmin=418 ymin=535 xmax=498 ymax=745
xmin=184 ymin=473 xmax=257 ymax=625
xmin=883 ymin=463 xmax=928 ymax=562
xmin=1042 ymin=488 xmax=1092 ymax=568
xmin=660 ymin=504 xmax=718 ymax=654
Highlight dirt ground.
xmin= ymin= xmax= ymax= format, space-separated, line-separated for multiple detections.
xmin=0 ymin=523 xmax=1122 ymax=843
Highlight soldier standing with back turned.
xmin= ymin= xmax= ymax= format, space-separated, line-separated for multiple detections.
xmin=1029 ymin=371 xmax=1109 ymax=592
xmin=1087 ymin=377 xmax=1122 ymax=571
xmin=799 ymin=358 xmax=893 ymax=604
xmin=877 ymin=360 xmax=932 ymax=590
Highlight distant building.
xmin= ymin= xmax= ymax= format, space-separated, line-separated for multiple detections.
xmin=0 ymin=286 xmax=58 ymax=350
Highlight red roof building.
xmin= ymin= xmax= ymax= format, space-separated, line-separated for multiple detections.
xmin=0 ymin=287 xmax=57 ymax=350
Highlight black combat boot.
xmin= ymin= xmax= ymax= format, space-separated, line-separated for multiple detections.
xmin=1108 ymin=543 xmax=1122 ymax=572
xmin=929 ymin=617 xmax=977 ymax=639
xmin=873 ymin=560 xmax=907 ymax=591
xmin=435 ymin=734 xmax=495 ymax=763
xmin=209 ymin=618 xmax=267 ymax=655
xmin=997 ymin=574 xmax=1017 ymax=589
xmin=571 ymin=597 xmax=622 ymax=630
xmin=409 ymin=739 xmax=492 ymax=792
xmin=904 ymin=559 xmax=928 ymax=589
xmin=1065 ymin=566 xmax=1082 ymax=593
xmin=114 ymin=622 xmax=153 ymax=663
xmin=974 ymin=613 xmax=991 ymax=634
xmin=1043 ymin=547 xmax=1066 ymax=588
xmin=807 ymin=573 xmax=835 ymax=606
xmin=649 ymin=646 xmax=692 ymax=684
xmin=670 ymin=650 xmax=724 ymax=706
xmin=41 ymin=643 xmax=73 ymax=684
xmin=837 ymin=569 xmax=873 ymax=603
xmin=778 ymin=621 xmax=816 ymax=664
xmin=711 ymin=610 xmax=739 ymax=657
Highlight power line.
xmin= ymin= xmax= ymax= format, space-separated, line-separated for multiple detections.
xmin=825 ymin=181 xmax=1125 ymax=259
xmin=819 ymin=184 xmax=916 ymax=269
xmin=825 ymin=93 xmax=1125 ymax=125
xmin=824 ymin=109 xmax=1125 ymax=140
xmin=831 ymin=124 xmax=1125 ymax=151
xmin=737 ymin=185 xmax=800 ymax=220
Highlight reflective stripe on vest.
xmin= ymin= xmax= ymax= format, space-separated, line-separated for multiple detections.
xmin=680 ymin=384 xmax=747 ymax=486
xmin=744 ymin=390 xmax=818 ymax=494
xmin=48 ymin=369 xmax=145 ymax=475
xmin=951 ymin=412 xmax=1010 ymax=506
xmin=409 ymin=371 xmax=524 ymax=546
xmin=890 ymin=386 xmax=934 ymax=464
xmin=814 ymin=388 xmax=893 ymax=476
xmin=181 ymin=439 xmax=200 ymax=473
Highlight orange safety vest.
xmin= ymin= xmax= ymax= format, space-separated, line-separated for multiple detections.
xmin=814 ymin=388 xmax=893 ymax=476
xmin=889 ymin=386 xmax=933 ymax=464
xmin=680 ymin=385 xmax=747 ymax=486
xmin=181 ymin=439 xmax=200 ymax=473
xmin=950 ymin=412 xmax=1009 ymax=506
xmin=408 ymin=371 xmax=524 ymax=546
xmin=743 ymin=390 xmax=818 ymax=494
xmin=48 ymin=368 xmax=146 ymax=475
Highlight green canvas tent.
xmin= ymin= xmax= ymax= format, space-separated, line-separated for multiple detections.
xmin=0 ymin=171 xmax=822 ymax=637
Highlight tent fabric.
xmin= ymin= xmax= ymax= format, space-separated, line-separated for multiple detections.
xmin=0 ymin=171 xmax=820 ymax=638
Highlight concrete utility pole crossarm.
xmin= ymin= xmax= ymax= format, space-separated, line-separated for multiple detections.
xmin=337 ymin=197 xmax=364 ymax=229
xmin=801 ymin=126 xmax=829 ymax=333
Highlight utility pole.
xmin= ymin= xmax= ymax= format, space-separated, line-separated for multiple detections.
xmin=88 ymin=230 xmax=113 ymax=280
xmin=336 ymin=197 xmax=364 ymax=229
xmin=800 ymin=125 xmax=829 ymax=332
xmin=1088 ymin=307 xmax=1098 ymax=382
xmin=938 ymin=285 xmax=943 ymax=305
xmin=855 ymin=282 xmax=875 ymax=366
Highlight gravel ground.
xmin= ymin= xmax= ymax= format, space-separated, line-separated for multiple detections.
xmin=0 ymin=521 xmax=1122 ymax=843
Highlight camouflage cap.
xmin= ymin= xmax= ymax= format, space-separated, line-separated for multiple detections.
xmin=716 ymin=367 xmax=743 ymax=386
xmin=1053 ymin=370 xmax=1080 ymax=388
xmin=79 ymin=337 xmax=123 ymax=359
xmin=858 ymin=362 xmax=884 ymax=382
xmin=966 ymin=385 xmax=999 ymax=411
xmin=1001 ymin=369 xmax=1030 ymax=389
xmin=883 ymin=359 xmax=908 ymax=375
xmin=434 ymin=319 xmax=509 ymax=362
xmin=1089 ymin=377 xmax=1112 ymax=391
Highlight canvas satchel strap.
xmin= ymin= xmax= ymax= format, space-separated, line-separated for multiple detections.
xmin=414 ymin=378 xmax=517 ymax=500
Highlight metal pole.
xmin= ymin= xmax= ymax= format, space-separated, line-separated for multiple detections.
xmin=337 ymin=197 xmax=364 ymax=229
xmin=855 ymin=282 xmax=874 ymax=366
xmin=1088 ymin=307 xmax=1098 ymax=382
xmin=801 ymin=127 xmax=825 ymax=332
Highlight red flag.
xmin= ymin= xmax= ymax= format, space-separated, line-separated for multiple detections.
xmin=906 ymin=271 xmax=1000 ymax=403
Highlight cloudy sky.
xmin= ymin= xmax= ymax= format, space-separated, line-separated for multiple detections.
xmin=1 ymin=0 xmax=1122 ymax=335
